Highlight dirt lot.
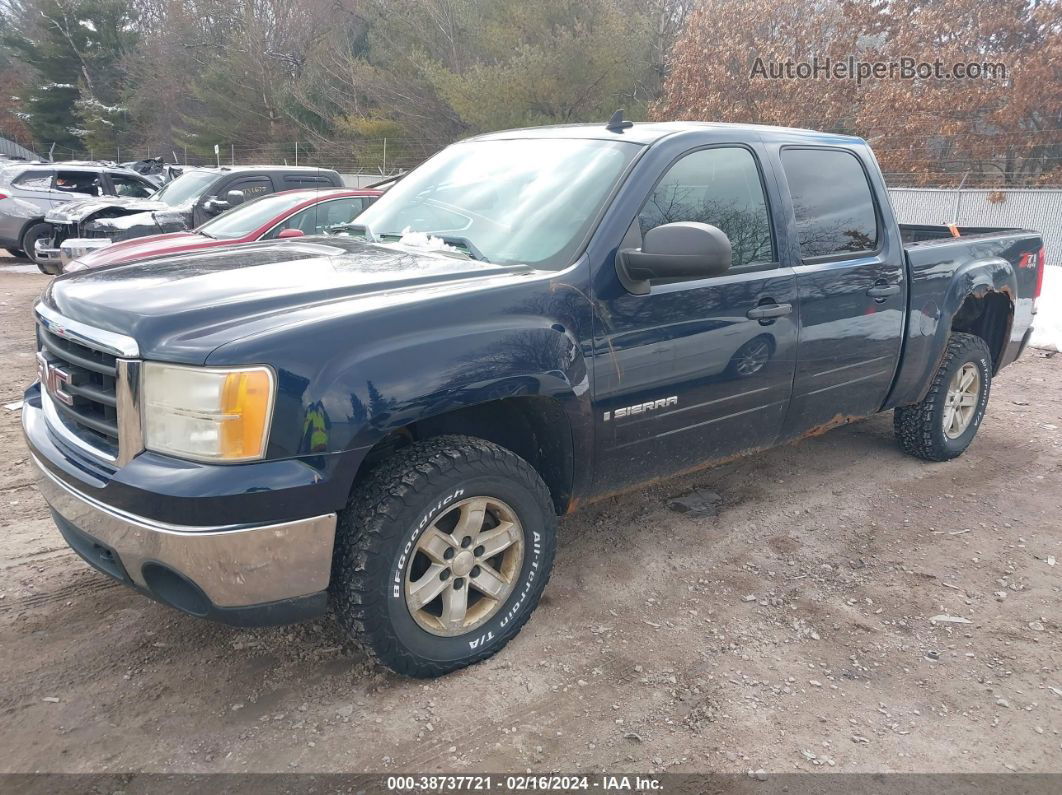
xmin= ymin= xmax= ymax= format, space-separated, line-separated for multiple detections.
xmin=1 ymin=261 xmax=1060 ymax=776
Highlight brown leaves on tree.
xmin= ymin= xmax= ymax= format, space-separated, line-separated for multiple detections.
xmin=654 ymin=0 xmax=1062 ymax=186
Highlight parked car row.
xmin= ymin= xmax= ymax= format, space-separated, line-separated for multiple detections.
xmin=64 ymin=187 xmax=381 ymax=272
xmin=0 ymin=161 xmax=361 ymax=274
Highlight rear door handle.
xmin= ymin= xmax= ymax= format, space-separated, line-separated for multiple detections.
xmin=746 ymin=303 xmax=793 ymax=320
xmin=866 ymin=282 xmax=901 ymax=299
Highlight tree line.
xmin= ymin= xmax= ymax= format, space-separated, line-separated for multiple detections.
xmin=1 ymin=0 xmax=1058 ymax=185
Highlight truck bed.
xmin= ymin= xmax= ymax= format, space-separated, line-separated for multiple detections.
xmin=899 ymin=223 xmax=1026 ymax=246
xmin=885 ymin=227 xmax=1043 ymax=411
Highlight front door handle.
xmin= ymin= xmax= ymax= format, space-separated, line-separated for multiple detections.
xmin=746 ymin=303 xmax=793 ymax=320
xmin=866 ymin=282 xmax=901 ymax=300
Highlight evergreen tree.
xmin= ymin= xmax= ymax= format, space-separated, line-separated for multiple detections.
xmin=2 ymin=0 xmax=137 ymax=155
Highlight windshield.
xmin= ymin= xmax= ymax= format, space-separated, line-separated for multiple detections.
xmin=352 ymin=138 xmax=639 ymax=268
xmin=198 ymin=191 xmax=314 ymax=239
xmin=152 ymin=170 xmax=218 ymax=208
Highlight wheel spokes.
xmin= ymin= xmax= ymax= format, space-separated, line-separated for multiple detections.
xmin=470 ymin=562 xmax=509 ymax=599
xmin=441 ymin=583 xmax=469 ymax=630
xmin=408 ymin=563 xmax=449 ymax=608
xmin=417 ymin=527 xmax=458 ymax=563
xmin=453 ymin=498 xmax=488 ymax=539
xmin=475 ymin=520 xmax=520 ymax=558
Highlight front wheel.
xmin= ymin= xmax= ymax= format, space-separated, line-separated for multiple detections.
xmin=330 ymin=435 xmax=557 ymax=677
xmin=22 ymin=222 xmax=58 ymax=274
xmin=894 ymin=332 xmax=992 ymax=461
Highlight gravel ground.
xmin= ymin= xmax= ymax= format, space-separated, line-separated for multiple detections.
xmin=0 ymin=259 xmax=1059 ymax=775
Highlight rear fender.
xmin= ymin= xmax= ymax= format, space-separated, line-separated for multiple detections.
xmin=893 ymin=256 xmax=1014 ymax=407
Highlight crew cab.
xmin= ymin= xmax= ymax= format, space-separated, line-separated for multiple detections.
xmin=23 ymin=120 xmax=1045 ymax=677
xmin=36 ymin=165 xmax=343 ymax=272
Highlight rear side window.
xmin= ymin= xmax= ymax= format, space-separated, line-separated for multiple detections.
xmin=54 ymin=170 xmax=102 ymax=195
xmin=639 ymin=146 xmax=774 ymax=268
xmin=283 ymin=175 xmax=334 ymax=188
xmin=13 ymin=170 xmax=53 ymax=190
xmin=781 ymin=148 xmax=879 ymax=259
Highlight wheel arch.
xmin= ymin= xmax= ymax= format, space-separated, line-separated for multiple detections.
xmin=352 ymin=395 xmax=577 ymax=516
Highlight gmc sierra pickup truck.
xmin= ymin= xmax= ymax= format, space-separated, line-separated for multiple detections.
xmin=23 ymin=119 xmax=1045 ymax=677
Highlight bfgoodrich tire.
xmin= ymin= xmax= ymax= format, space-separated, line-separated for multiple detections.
xmin=894 ymin=332 xmax=992 ymax=462
xmin=330 ymin=435 xmax=557 ymax=677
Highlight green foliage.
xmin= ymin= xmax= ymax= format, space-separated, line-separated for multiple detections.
xmin=425 ymin=0 xmax=653 ymax=130
xmin=2 ymin=0 xmax=137 ymax=153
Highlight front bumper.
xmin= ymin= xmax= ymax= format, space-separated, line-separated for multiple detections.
xmin=33 ymin=238 xmax=62 ymax=265
xmin=29 ymin=452 xmax=336 ymax=625
xmin=59 ymin=237 xmax=112 ymax=266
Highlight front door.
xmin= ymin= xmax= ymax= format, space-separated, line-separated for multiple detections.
xmin=775 ymin=147 xmax=906 ymax=438
xmin=593 ymin=145 xmax=798 ymax=489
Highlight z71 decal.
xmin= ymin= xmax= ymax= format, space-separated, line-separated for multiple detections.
xmin=604 ymin=396 xmax=678 ymax=422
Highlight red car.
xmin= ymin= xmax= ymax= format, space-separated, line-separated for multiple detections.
xmin=63 ymin=188 xmax=382 ymax=273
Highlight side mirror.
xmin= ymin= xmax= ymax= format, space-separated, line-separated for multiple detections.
xmin=618 ymin=222 xmax=732 ymax=295
xmin=225 ymin=189 xmax=245 ymax=206
xmin=202 ymin=196 xmax=229 ymax=214
xmin=277 ymin=228 xmax=305 ymax=239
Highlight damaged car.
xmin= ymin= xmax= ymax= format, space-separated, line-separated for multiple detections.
xmin=37 ymin=165 xmax=344 ymax=273
xmin=0 ymin=162 xmax=158 ymax=272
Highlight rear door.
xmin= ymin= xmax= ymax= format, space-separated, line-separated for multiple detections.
xmin=51 ymin=169 xmax=104 ymax=204
xmin=776 ymin=147 xmax=905 ymax=438
xmin=593 ymin=144 xmax=798 ymax=488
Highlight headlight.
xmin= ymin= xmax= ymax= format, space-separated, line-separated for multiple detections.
xmin=142 ymin=362 xmax=275 ymax=462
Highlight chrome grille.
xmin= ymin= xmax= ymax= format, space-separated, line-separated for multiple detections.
xmin=37 ymin=323 xmax=120 ymax=451
xmin=34 ymin=304 xmax=142 ymax=465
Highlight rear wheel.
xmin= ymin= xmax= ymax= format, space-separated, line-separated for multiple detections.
xmin=21 ymin=222 xmax=58 ymax=274
xmin=894 ymin=332 xmax=992 ymax=461
xmin=330 ymin=435 xmax=557 ymax=677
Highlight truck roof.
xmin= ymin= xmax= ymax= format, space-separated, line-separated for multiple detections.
xmin=470 ymin=120 xmax=866 ymax=147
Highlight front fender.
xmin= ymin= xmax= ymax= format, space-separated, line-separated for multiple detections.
xmin=276 ymin=315 xmax=592 ymax=459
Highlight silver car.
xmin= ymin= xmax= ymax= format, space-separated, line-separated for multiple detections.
xmin=0 ymin=162 xmax=157 ymax=273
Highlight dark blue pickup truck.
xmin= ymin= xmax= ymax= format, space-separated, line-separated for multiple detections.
xmin=23 ymin=120 xmax=1046 ymax=677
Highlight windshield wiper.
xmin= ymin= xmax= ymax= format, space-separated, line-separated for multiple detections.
xmin=422 ymin=234 xmax=489 ymax=263
xmin=328 ymin=224 xmax=490 ymax=263
xmin=376 ymin=232 xmax=488 ymax=262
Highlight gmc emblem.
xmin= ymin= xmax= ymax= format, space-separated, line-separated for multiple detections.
xmin=37 ymin=352 xmax=74 ymax=406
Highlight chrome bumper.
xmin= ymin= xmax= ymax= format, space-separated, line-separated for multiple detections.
xmin=33 ymin=238 xmax=61 ymax=263
xmin=60 ymin=237 xmax=112 ymax=266
xmin=30 ymin=454 xmax=337 ymax=610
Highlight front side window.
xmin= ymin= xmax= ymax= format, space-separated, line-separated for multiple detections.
xmin=266 ymin=197 xmax=370 ymax=238
xmin=110 ymin=173 xmax=154 ymax=198
xmin=781 ymin=148 xmax=879 ymax=259
xmin=226 ymin=177 xmax=273 ymax=202
xmin=198 ymin=191 xmax=316 ymax=240
xmin=639 ymin=147 xmax=774 ymax=268
xmin=54 ymin=170 xmax=101 ymax=195
xmin=353 ymin=138 xmax=640 ymax=268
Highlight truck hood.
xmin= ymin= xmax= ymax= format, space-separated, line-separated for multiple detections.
xmin=42 ymin=237 xmax=542 ymax=363
xmin=45 ymin=196 xmax=171 ymax=224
